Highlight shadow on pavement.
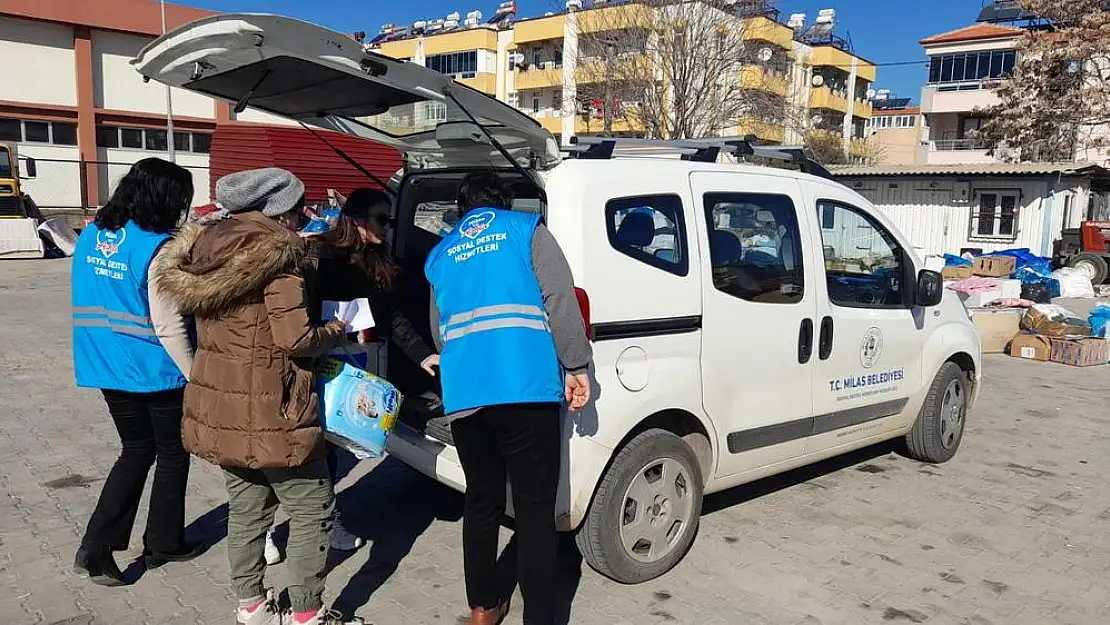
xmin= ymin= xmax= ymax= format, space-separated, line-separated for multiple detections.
xmin=703 ymin=440 xmax=899 ymax=516
xmin=329 ymin=456 xmax=464 ymax=618
xmin=118 ymin=502 xmax=230 ymax=584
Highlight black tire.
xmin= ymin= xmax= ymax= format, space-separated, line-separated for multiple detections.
xmin=1067 ymin=252 xmax=1109 ymax=285
xmin=575 ymin=429 xmax=703 ymax=584
xmin=905 ymin=362 xmax=969 ymax=464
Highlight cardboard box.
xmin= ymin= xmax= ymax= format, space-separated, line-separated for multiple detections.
xmin=973 ymin=255 xmax=1017 ymax=278
xmin=1009 ymin=333 xmax=1053 ymax=361
xmin=1049 ymin=337 xmax=1109 ymax=367
xmin=942 ymin=265 xmax=974 ymax=280
xmin=957 ymin=279 xmax=1023 ymax=308
xmin=970 ymin=308 xmax=1022 ymax=354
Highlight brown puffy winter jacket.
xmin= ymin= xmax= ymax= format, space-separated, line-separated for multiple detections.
xmin=153 ymin=211 xmax=346 ymax=469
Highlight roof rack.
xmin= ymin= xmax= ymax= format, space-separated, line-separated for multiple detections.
xmin=564 ymin=136 xmax=835 ymax=181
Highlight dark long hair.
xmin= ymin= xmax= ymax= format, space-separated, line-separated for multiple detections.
xmin=94 ymin=158 xmax=194 ymax=233
xmin=326 ymin=188 xmax=398 ymax=292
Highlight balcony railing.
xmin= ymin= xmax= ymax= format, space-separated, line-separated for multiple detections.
xmin=930 ymin=138 xmax=988 ymax=151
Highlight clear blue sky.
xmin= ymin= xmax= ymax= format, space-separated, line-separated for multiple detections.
xmin=184 ymin=0 xmax=986 ymax=103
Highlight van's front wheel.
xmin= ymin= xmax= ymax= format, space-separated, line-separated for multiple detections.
xmin=576 ymin=429 xmax=703 ymax=584
xmin=905 ymin=362 xmax=969 ymax=463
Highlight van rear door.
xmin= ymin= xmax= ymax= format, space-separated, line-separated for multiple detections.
xmin=131 ymin=14 xmax=560 ymax=171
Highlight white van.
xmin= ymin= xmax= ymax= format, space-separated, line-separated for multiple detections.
xmin=135 ymin=14 xmax=982 ymax=584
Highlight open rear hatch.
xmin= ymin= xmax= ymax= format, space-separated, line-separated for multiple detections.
xmin=131 ymin=14 xmax=560 ymax=171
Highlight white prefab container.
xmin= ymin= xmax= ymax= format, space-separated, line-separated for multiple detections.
xmin=832 ymin=163 xmax=1110 ymax=257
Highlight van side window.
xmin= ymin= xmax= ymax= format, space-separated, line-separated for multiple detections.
xmin=817 ymin=200 xmax=907 ymax=309
xmin=605 ymin=195 xmax=688 ymax=276
xmin=702 ymin=193 xmax=804 ymax=304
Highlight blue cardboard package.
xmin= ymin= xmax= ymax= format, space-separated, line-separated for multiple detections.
xmin=317 ymin=358 xmax=403 ymax=458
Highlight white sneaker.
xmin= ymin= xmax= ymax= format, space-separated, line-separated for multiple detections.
xmin=237 ymin=590 xmax=283 ymax=625
xmin=329 ymin=513 xmax=365 ymax=552
xmin=293 ymin=608 xmax=364 ymax=625
xmin=264 ymin=529 xmax=283 ymax=566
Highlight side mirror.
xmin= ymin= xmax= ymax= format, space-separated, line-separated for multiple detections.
xmin=21 ymin=157 xmax=36 ymax=179
xmin=915 ymin=269 xmax=943 ymax=307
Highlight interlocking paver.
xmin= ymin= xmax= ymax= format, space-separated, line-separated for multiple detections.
xmin=3 ymin=260 xmax=1110 ymax=625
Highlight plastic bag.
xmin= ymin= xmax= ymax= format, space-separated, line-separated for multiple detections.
xmin=299 ymin=207 xmax=342 ymax=237
xmin=944 ymin=253 xmax=972 ymax=267
xmin=1016 ymin=267 xmax=1060 ymax=299
xmin=1020 ymin=283 xmax=1053 ymax=304
xmin=317 ymin=358 xmax=403 ymax=458
xmin=1051 ymin=267 xmax=1095 ymax=299
xmin=1089 ymin=305 xmax=1110 ymax=338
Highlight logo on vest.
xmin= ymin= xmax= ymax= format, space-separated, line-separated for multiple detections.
xmin=459 ymin=211 xmax=496 ymax=240
xmin=95 ymin=228 xmax=127 ymax=258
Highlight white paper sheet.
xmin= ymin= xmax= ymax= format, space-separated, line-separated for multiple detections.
xmin=322 ymin=298 xmax=376 ymax=333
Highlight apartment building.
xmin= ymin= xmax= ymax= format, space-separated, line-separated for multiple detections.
xmin=368 ymin=1 xmax=876 ymax=159
xmin=917 ymin=21 xmax=1022 ymax=165
xmin=865 ymin=93 xmax=923 ymax=165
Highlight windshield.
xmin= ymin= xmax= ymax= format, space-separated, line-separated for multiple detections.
xmin=0 ymin=149 xmax=11 ymax=179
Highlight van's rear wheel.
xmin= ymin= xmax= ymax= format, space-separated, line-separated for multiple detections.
xmin=576 ymin=429 xmax=703 ymax=584
xmin=905 ymin=362 xmax=968 ymax=464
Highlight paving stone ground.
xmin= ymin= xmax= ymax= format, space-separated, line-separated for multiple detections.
xmin=2 ymin=259 xmax=1109 ymax=625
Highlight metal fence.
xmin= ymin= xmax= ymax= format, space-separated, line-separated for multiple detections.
xmin=20 ymin=158 xmax=211 ymax=221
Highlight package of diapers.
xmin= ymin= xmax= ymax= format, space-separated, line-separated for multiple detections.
xmin=317 ymin=358 xmax=403 ymax=458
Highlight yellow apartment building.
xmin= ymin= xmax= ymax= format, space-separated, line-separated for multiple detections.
xmin=368 ymin=1 xmax=875 ymax=160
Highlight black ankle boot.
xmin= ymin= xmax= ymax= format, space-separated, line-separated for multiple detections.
xmin=73 ymin=545 xmax=126 ymax=587
xmin=143 ymin=542 xmax=204 ymax=570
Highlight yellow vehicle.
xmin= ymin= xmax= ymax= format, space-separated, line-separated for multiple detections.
xmin=0 ymin=142 xmax=37 ymax=218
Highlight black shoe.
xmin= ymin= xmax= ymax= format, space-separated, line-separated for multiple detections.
xmin=143 ymin=542 xmax=204 ymax=570
xmin=73 ymin=545 xmax=127 ymax=587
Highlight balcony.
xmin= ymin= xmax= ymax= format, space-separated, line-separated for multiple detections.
xmin=740 ymin=66 xmax=789 ymax=97
xmin=809 ymin=87 xmax=849 ymax=114
xmin=810 ymin=46 xmax=876 ymax=82
xmin=457 ymin=73 xmax=496 ymax=95
xmin=922 ymin=139 xmax=999 ymax=164
xmin=514 ymin=15 xmax=565 ymax=44
xmin=514 ymin=67 xmax=563 ymax=90
xmin=852 ymin=98 xmax=872 ymax=119
xmin=737 ymin=118 xmax=786 ymax=144
xmin=920 ymin=84 xmax=1000 ymax=114
xmin=849 ymin=138 xmax=871 ymax=158
xmin=528 ymin=113 xmax=645 ymax=136
xmin=577 ymin=3 xmax=653 ymax=34
xmin=741 ymin=15 xmax=794 ymax=49
xmin=575 ymin=54 xmax=652 ymax=85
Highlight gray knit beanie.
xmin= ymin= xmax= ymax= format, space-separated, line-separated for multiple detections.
xmin=215 ymin=168 xmax=306 ymax=218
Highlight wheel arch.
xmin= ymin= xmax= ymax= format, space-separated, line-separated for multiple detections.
xmin=569 ymin=408 xmax=716 ymax=532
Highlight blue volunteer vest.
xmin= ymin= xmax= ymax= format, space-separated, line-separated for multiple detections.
xmin=425 ymin=208 xmax=563 ymax=414
xmin=71 ymin=220 xmax=187 ymax=392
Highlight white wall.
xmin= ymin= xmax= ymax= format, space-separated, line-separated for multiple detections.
xmin=13 ymin=145 xmax=82 ymax=209
xmin=842 ymin=176 xmax=1080 ymax=257
xmin=99 ymin=148 xmax=211 ymax=206
xmin=92 ymin=30 xmax=214 ymax=118
xmin=230 ymin=107 xmax=300 ymax=126
xmin=0 ymin=17 xmax=77 ymax=106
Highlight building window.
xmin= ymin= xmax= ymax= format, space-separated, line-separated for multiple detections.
xmin=606 ymin=195 xmax=688 ymax=277
xmin=552 ymin=89 xmax=562 ymax=115
xmin=145 ymin=129 xmax=168 ymax=151
xmin=426 ymin=50 xmax=479 ymax=78
xmin=120 ymin=128 xmax=143 ymax=149
xmin=532 ymin=94 xmax=541 ymax=114
xmin=704 ymin=193 xmax=805 ymax=304
xmin=0 ymin=118 xmax=20 ymax=142
xmin=96 ymin=125 xmax=120 ymax=148
xmin=192 ymin=132 xmax=212 ymax=153
xmin=818 ymin=200 xmax=908 ymax=309
xmin=928 ymin=50 xmax=1016 ymax=85
xmin=52 ymin=122 xmax=78 ymax=146
xmin=972 ymin=192 xmax=1019 ymax=240
xmin=173 ymin=132 xmax=191 ymax=152
xmin=507 ymin=91 xmax=519 ymax=109
xmin=22 ymin=121 xmax=50 ymax=143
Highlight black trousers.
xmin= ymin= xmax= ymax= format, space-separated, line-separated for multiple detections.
xmin=451 ymin=403 xmax=561 ymax=625
xmin=82 ymin=388 xmax=190 ymax=554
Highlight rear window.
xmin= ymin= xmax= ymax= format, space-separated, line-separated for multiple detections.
xmin=605 ymin=195 xmax=688 ymax=277
xmin=415 ymin=198 xmax=543 ymax=238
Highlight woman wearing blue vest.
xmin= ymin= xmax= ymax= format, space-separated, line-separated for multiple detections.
xmin=425 ymin=171 xmax=593 ymax=625
xmin=71 ymin=158 xmax=200 ymax=586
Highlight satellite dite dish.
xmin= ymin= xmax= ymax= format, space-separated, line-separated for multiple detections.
xmin=758 ymin=47 xmax=774 ymax=63
xmin=811 ymin=114 xmax=824 ymax=126
xmin=812 ymin=75 xmax=825 ymax=87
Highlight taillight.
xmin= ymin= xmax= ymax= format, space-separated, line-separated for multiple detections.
xmin=574 ymin=287 xmax=592 ymax=339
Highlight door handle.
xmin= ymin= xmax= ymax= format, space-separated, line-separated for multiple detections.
xmin=798 ymin=318 xmax=814 ymax=364
xmin=819 ymin=316 xmax=834 ymax=361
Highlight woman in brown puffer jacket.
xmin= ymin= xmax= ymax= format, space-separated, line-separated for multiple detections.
xmin=154 ymin=168 xmax=356 ymax=625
